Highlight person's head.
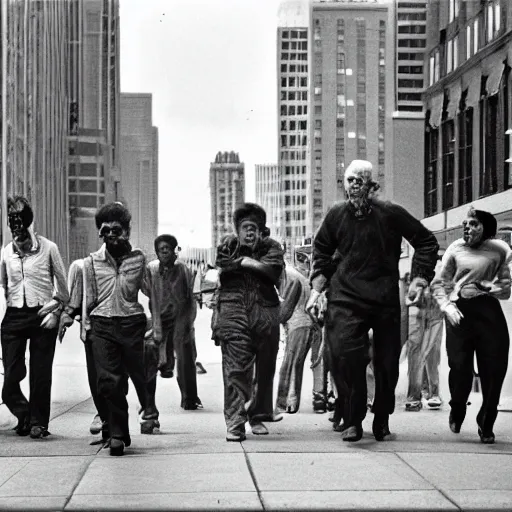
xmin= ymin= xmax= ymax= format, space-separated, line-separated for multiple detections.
xmin=463 ymin=207 xmax=497 ymax=247
xmin=233 ymin=202 xmax=267 ymax=249
xmin=343 ymin=160 xmax=380 ymax=201
xmin=95 ymin=202 xmax=132 ymax=257
xmin=154 ymin=234 xmax=178 ymax=267
xmin=7 ymin=196 xmax=34 ymax=243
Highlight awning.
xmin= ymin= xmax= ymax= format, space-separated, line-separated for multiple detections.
xmin=486 ymin=61 xmax=505 ymax=96
xmin=463 ymin=69 xmax=482 ymax=108
xmin=428 ymin=93 xmax=444 ymax=128
xmin=445 ymin=82 xmax=462 ymax=120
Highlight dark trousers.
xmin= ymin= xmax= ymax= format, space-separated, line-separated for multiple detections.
xmin=89 ymin=315 xmax=149 ymax=441
xmin=325 ymin=301 xmax=401 ymax=429
xmin=446 ymin=296 xmax=509 ymax=433
xmin=84 ymin=336 xmax=109 ymax=423
xmin=1 ymin=307 xmax=58 ymax=428
xmin=218 ymin=301 xmax=280 ymax=435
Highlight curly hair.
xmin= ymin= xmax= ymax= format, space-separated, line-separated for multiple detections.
xmin=154 ymin=234 xmax=178 ymax=252
xmin=7 ymin=196 xmax=34 ymax=228
xmin=467 ymin=207 xmax=497 ymax=240
xmin=233 ymin=202 xmax=267 ymax=231
xmin=95 ymin=202 xmax=131 ymax=231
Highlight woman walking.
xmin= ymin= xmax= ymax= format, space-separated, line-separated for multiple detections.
xmin=432 ymin=207 xmax=511 ymax=444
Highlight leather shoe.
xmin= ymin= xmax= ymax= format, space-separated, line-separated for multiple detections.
xmin=478 ymin=426 xmax=495 ymax=444
xmin=372 ymin=414 xmax=391 ymax=441
xmin=449 ymin=411 xmax=462 ymax=434
xmin=341 ymin=425 xmax=363 ymax=442
xmin=109 ymin=438 xmax=125 ymax=456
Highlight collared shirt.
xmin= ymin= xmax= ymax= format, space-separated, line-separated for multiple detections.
xmin=0 ymin=234 xmax=69 ymax=309
xmin=278 ymin=266 xmax=315 ymax=331
xmin=67 ymin=244 xmax=149 ymax=326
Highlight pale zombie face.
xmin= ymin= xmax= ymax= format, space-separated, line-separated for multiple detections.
xmin=238 ymin=219 xmax=261 ymax=249
xmin=156 ymin=241 xmax=177 ymax=267
xmin=462 ymin=215 xmax=484 ymax=247
xmin=7 ymin=200 xmax=32 ymax=243
xmin=343 ymin=167 xmax=371 ymax=201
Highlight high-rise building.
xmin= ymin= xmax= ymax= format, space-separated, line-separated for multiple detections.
xmin=0 ymin=0 xmax=70 ymax=260
xmin=421 ymin=0 xmax=512 ymax=249
xmin=210 ymin=151 xmax=245 ymax=248
xmin=67 ymin=0 xmax=121 ymax=261
xmin=255 ymin=164 xmax=282 ymax=240
xmin=277 ymin=0 xmax=310 ymax=252
xmin=119 ymin=93 xmax=159 ymax=258
xmin=310 ymin=0 xmax=395 ymax=232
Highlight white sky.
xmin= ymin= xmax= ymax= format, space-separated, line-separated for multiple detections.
xmin=120 ymin=0 xmax=283 ymax=249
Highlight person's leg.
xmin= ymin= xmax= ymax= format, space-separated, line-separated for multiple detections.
xmin=1 ymin=309 xmax=30 ymax=434
xmin=310 ymin=326 xmax=327 ymax=412
xmin=405 ymin=307 xmax=425 ymax=410
xmin=159 ymin=323 xmax=175 ymax=379
xmin=141 ymin=335 xmax=160 ymax=434
xmin=423 ymin=319 xmax=444 ymax=407
xmin=27 ymin=325 xmax=57 ymax=436
xmin=371 ymin=306 xmax=402 ymax=440
xmin=445 ymin=300 xmax=475 ymax=433
xmin=472 ymin=298 xmax=510 ymax=442
xmin=175 ymin=326 xmax=200 ymax=410
xmin=276 ymin=328 xmax=295 ymax=413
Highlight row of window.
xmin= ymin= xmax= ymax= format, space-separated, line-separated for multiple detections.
xmin=284 ymin=195 xmax=307 ymax=206
xmin=280 ymin=76 xmax=308 ymax=88
xmin=281 ymin=64 xmax=308 ymax=74
xmin=284 ymin=165 xmax=307 ymax=175
xmin=280 ymin=91 xmax=308 ymax=101
xmin=281 ymin=30 xmax=307 ymax=40
xmin=281 ymin=135 xmax=307 ymax=148
xmin=280 ymin=105 xmax=308 ymax=116
xmin=69 ymin=194 xmax=105 ymax=208
xmin=281 ymin=120 xmax=307 ymax=131
xmin=285 ymin=210 xmax=306 ymax=222
xmin=280 ymin=150 xmax=307 ymax=161
xmin=69 ymin=178 xmax=105 ymax=194
xmin=281 ymin=41 xmax=307 ymax=51
xmin=281 ymin=53 xmax=308 ymax=62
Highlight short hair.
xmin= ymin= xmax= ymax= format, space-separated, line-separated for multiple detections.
xmin=95 ymin=202 xmax=131 ymax=231
xmin=345 ymin=160 xmax=380 ymax=195
xmin=233 ymin=202 xmax=267 ymax=231
xmin=467 ymin=207 xmax=497 ymax=240
xmin=7 ymin=196 xmax=34 ymax=228
xmin=154 ymin=234 xmax=178 ymax=252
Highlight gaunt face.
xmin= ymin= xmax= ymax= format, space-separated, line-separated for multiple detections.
xmin=238 ymin=220 xmax=261 ymax=249
xmin=343 ymin=167 xmax=369 ymax=200
xmin=462 ymin=215 xmax=484 ymax=247
xmin=99 ymin=221 xmax=130 ymax=254
xmin=8 ymin=212 xmax=29 ymax=243
xmin=156 ymin=241 xmax=177 ymax=267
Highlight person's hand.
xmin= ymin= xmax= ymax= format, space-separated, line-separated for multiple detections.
xmin=443 ymin=302 xmax=464 ymax=326
xmin=58 ymin=312 xmax=74 ymax=341
xmin=407 ymin=277 xmax=427 ymax=303
xmin=41 ymin=312 xmax=59 ymax=330
xmin=306 ymin=290 xmax=321 ymax=322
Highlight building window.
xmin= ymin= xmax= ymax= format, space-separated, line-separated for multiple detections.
xmin=474 ymin=18 xmax=479 ymax=53
xmin=480 ymin=93 xmax=498 ymax=196
xmin=449 ymin=0 xmax=460 ymax=23
xmin=442 ymin=118 xmax=455 ymax=209
xmin=458 ymin=106 xmax=473 ymax=205
xmin=466 ymin=25 xmax=472 ymax=60
xmin=425 ymin=124 xmax=439 ymax=217
xmin=447 ymin=39 xmax=453 ymax=73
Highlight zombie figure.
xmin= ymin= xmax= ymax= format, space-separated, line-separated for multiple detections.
xmin=0 ymin=196 xmax=69 ymax=439
xmin=431 ymin=207 xmax=511 ymax=444
xmin=145 ymin=234 xmax=202 ymax=416
xmin=213 ymin=203 xmax=285 ymax=442
xmin=306 ymin=160 xmax=438 ymax=442
xmin=59 ymin=202 xmax=155 ymax=456
xmin=275 ymin=265 xmax=325 ymax=414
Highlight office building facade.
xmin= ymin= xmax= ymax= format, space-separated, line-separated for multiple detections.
xmin=255 ymin=164 xmax=282 ymax=240
xmin=210 ymin=151 xmax=245 ymax=249
xmin=422 ymin=0 xmax=512 ymax=248
xmin=119 ymin=93 xmax=159 ymax=258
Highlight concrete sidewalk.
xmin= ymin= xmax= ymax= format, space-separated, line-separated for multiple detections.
xmin=0 ymin=309 xmax=511 ymax=511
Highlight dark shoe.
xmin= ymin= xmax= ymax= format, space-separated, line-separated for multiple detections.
xmin=405 ymin=399 xmax=423 ymax=412
xmin=196 ymin=362 xmax=207 ymax=374
xmin=341 ymin=425 xmax=363 ymax=442
xmin=372 ymin=414 xmax=391 ymax=441
xmin=109 ymin=438 xmax=125 ymax=456
xmin=29 ymin=425 xmax=51 ymax=439
xmin=449 ymin=407 xmax=466 ymax=434
xmin=226 ymin=431 xmax=246 ymax=442
xmin=14 ymin=415 xmax=31 ymax=437
xmin=182 ymin=398 xmax=203 ymax=410
xmin=160 ymin=368 xmax=174 ymax=379
xmin=140 ymin=419 xmax=160 ymax=435
xmin=195 ymin=398 xmax=204 ymax=410
xmin=89 ymin=414 xmax=103 ymax=435
xmin=332 ymin=421 xmax=345 ymax=433
xmin=478 ymin=426 xmax=495 ymax=444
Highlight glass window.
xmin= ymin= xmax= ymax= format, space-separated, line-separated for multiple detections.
xmin=79 ymin=195 xmax=97 ymax=208
xmin=466 ymin=25 xmax=472 ymax=60
xmin=79 ymin=179 xmax=98 ymax=193
xmin=80 ymin=163 xmax=97 ymax=177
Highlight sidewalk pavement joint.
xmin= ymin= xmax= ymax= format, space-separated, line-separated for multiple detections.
xmin=243 ymin=443 xmax=266 ymax=511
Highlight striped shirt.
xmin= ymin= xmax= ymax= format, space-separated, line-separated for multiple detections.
xmin=0 ymin=234 xmax=69 ymax=309
xmin=431 ymin=238 xmax=512 ymax=310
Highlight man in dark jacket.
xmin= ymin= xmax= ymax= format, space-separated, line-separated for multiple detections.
xmin=306 ymin=160 xmax=439 ymax=442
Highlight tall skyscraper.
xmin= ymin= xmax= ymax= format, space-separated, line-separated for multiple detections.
xmin=67 ymin=0 xmax=121 ymax=261
xmin=310 ymin=0 xmax=395 ymax=232
xmin=210 ymin=151 xmax=245 ymax=248
xmin=0 ymin=0 xmax=70 ymax=260
xmin=277 ymin=0 xmax=310 ymax=252
xmin=255 ymin=164 xmax=282 ymax=240
xmin=119 ymin=93 xmax=159 ymax=258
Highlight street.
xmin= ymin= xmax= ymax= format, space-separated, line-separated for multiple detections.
xmin=0 ymin=307 xmax=511 ymax=511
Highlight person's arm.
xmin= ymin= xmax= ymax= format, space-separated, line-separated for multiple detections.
xmin=309 ymin=206 xmax=339 ymax=293
xmin=489 ymin=245 xmax=512 ymax=300
xmin=50 ymin=243 xmax=70 ymax=312
xmin=65 ymin=259 xmax=84 ymax=318
xmin=184 ymin=265 xmax=198 ymax=324
xmin=141 ymin=260 xmax=152 ymax=299
xmin=279 ymin=275 xmax=302 ymax=325
xmin=0 ymin=247 xmax=8 ymax=300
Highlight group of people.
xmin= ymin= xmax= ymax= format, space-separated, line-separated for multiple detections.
xmin=1 ymin=157 xmax=511 ymax=454
xmin=1 ymin=199 xmax=203 ymax=455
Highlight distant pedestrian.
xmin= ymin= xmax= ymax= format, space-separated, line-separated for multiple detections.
xmin=432 ymin=207 xmax=511 ymax=444
xmin=0 ymin=196 xmax=69 ymax=439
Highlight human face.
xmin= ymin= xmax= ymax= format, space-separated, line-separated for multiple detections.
xmin=462 ymin=215 xmax=484 ymax=247
xmin=156 ymin=241 xmax=177 ymax=267
xmin=8 ymin=212 xmax=29 ymax=242
xmin=238 ymin=220 xmax=261 ymax=249
xmin=99 ymin=221 xmax=129 ymax=250
xmin=344 ymin=168 xmax=368 ymax=200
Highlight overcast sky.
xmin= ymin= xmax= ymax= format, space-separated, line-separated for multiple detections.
xmin=120 ymin=0 xmax=283 ymax=248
